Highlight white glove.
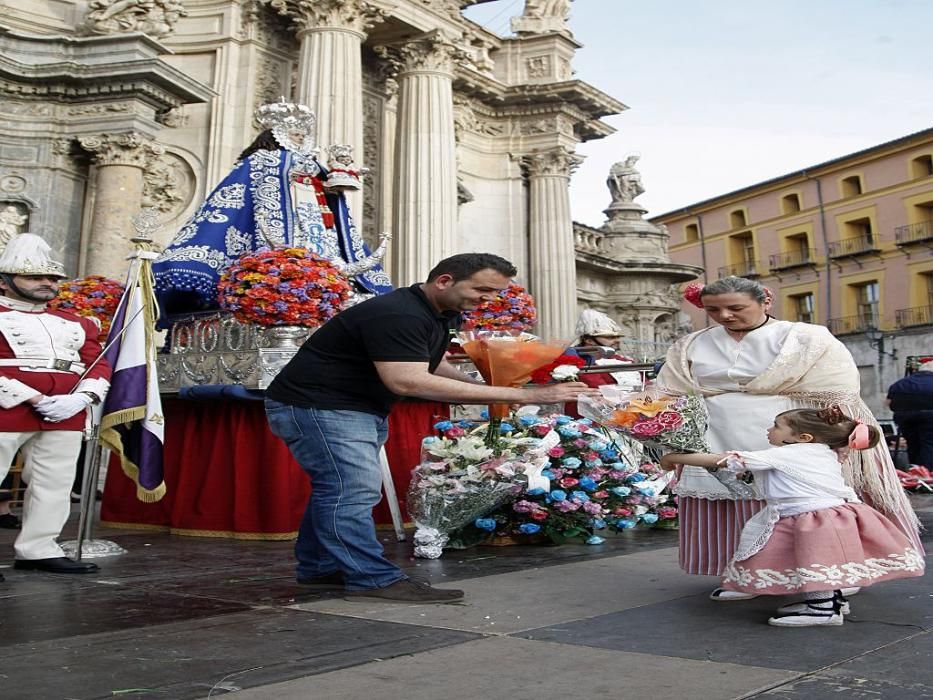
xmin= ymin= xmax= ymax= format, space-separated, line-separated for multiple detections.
xmin=35 ymin=393 xmax=93 ymax=422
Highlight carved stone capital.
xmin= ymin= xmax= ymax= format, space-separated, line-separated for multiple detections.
xmin=78 ymin=132 xmax=165 ymax=168
xmin=375 ymin=30 xmax=470 ymax=79
xmin=523 ymin=147 xmax=583 ymax=178
xmin=82 ymin=0 xmax=188 ymax=39
xmin=265 ymin=0 xmax=385 ymax=37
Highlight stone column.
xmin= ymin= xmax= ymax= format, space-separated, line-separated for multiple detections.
xmin=274 ymin=0 xmax=385 ymax=216
xmin=78 ymin=133 xmax=163 ymax=278
xmin=379 ymin=31 xmax=462 ymax=285
xmin=524 ymin=148 xmax=583 ymax=341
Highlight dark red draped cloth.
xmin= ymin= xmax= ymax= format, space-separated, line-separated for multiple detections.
xmin=101 ymin=398 xmax=449 ymax=539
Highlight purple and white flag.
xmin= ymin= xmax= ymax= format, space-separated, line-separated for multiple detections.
xmin=99 ymin=259 xmax=166 ymax=502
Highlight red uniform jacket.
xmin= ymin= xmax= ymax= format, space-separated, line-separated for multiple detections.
xmin=0 ymin=303 xmax=112 ymax=432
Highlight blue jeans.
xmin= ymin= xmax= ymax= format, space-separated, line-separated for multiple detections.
xmin=265 ymin=400 xmax=406 ymax=591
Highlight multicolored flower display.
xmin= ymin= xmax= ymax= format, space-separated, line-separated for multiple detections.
xmin=459 ymin=414 xmax=677 ymax=544
xmin=217 ymin=248 xmax=352 ymax=327
xmin=461 ymin=281 xmax=537 ymax=332
xmin=48 ymin=275 xmax=125 ymax=342
xmin=409 ymin=413 xmax=678 ymax=556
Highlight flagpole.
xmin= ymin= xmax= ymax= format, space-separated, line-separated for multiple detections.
xmin=61 ymin=209 xmax=163 ymax=560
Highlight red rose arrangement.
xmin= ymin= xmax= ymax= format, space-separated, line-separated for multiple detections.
xmin=462 ymin=281 xmax=537 ymax=332
xmin=48 ymin=275 xmax=125 ymax=342
xmin=217 ymin=248 xmax=352 ymax=327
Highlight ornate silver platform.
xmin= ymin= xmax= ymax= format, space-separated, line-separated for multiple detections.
xmin=157 ymin=313 xmax=313 ymax=392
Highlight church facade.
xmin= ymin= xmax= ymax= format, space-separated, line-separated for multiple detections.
xmin=0 ymin=0 xmax=680 ymax=339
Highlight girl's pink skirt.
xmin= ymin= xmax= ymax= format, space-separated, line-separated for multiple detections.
xmin=721 ymin=503 xmax=924 ymax=595
xmin=679 ymin=496 xmax=765 ymax=576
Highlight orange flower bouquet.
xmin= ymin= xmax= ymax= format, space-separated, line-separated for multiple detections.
xmin=458 ymin=331 xmax=569 ymax=445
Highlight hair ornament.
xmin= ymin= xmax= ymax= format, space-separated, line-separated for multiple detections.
xmin=816 ymin=405 xmax=846 ymax=425
xmin=683 ymin=281 xmax=705 ymax=309
xmin=848 ymin=418 xmax=870 ymax=450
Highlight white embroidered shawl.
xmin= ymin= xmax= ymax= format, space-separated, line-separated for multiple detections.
xmin=657 ymin=322 xmax=921 ymax=542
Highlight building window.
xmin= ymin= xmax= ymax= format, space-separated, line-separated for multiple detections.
xmin=730 ymin=209 xmax=747 ymax=229
xmin=790 ymin=292 xmax=814 ymax=324
xmin=854 ymin=281 xmax=880 ymax=327
xmin=727 ymin=232 xmax=757 ymax=276
xmin=841 ymin=175 xmax=863 ymax=197
xmin=781 ymin=193 xmax=801 ymax=214
xmin=911 ymin=154 xmax=933 ymax=179
xmin=843 ymin=216 xmax=873 ymax=244
xmin=684 ymin=222 xmax=699 ymax=242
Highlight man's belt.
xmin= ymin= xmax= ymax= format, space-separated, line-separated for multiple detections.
xmin=0 ymin=358 xmax=86 ymax=373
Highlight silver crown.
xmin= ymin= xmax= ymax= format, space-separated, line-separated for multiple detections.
xmin=255 ymin=98 xmax=317 ymax=154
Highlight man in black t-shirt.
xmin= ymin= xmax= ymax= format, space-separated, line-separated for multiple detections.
xmin=265 ymin=253 xmax=597 ymax=604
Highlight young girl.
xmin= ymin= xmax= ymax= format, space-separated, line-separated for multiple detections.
xmin=661 ymin=407 xmax=925 ymax=627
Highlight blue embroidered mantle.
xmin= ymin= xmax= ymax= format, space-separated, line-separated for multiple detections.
xmin=153 ymin=148 xmax=392 ymax=317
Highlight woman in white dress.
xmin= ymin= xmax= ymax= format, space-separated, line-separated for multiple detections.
xmin=656 ymin=276 xmax=923 ymax=597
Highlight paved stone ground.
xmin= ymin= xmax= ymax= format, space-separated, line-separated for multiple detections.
xmin=0 ymin=497 xmax=930 ymax=700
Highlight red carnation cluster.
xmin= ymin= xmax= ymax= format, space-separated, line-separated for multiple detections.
xmin=462 ymin=282 xmax=537 ymax=332
xmin=682 ymin=281 xmax=705 ymax=309
xmin=217 ymin=248 xmax=352 ymax=328
xmin=48 ymin=275 xmax=125 ymax=342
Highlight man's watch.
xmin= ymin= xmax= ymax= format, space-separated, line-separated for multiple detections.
xmin=79 ymin=391 xmax=101 ymax=404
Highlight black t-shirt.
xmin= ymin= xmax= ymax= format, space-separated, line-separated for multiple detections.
xmin=265 ymin=284 xmax=460 ymax=416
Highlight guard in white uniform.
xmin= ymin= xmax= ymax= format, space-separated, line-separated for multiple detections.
xmin=0 ymin=234 xmax=111 ymax=577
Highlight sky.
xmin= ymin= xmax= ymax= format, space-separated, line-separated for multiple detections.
xmin=464 ymin=0 xmax=933 ymax=225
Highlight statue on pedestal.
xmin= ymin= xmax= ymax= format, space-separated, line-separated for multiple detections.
xmin=607 ymin=155 xmax=645 ymax=206
xmin=153 ymin=99 xmax=392 ymax=317
xmin=512 ymin=0 xmax=573 ymax=35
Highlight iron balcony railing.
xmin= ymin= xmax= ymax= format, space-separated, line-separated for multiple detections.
xmin=769 ymin=248 xmax=817 ymax=270
xmin=826 ymin=314 xmax=878 ymax=335
xmin=894 ymin=220 xmax=933 ymax=246
xmin=717 ymin=261 xmax=761 ymax=278
xmin=827 ymin=235 xmax=879 ymax=258
xmin=895 ymin=305 xmax=933 ymax=328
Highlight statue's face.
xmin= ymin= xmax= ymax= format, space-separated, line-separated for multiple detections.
xmin=287 ymin=130 xmax=306 ymax=146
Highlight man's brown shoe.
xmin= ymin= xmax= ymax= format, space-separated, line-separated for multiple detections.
xmin=346 ymin=578 xmax=464 ymax=604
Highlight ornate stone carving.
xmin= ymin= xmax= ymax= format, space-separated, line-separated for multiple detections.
xmin=512 ymin=0 xmax=573 ymax=35
xmin=264 ymin=0 xmax=386 ymax=36
xmin=157 ymin=107 xmax=189 ymax=128
xmin=525 ymin=56 xmax=551 ymax=79
xmin=607 ymin=155 xmax=645 ymax=205
xmin=66 ymin=102 xmax=133 ymax=117
xmin=523 ymin=147 xmax=583 ymax=178
xmin=239 ymin=0 xmax=294 ymax=50
xmin=360 ymin=89 xmax=382 ymax=245
xmin=253 ymin=55 xmax=287 ymax=122
xmin=141 ymin=151 xmax=195 ymax=217
xmin=0 ymin=176 xmax=27 ymax=194
xmin=375 ymin=30 xmax=470 ymax=78
xmin=0 ymin=203 xmax=29 ymax=249
xmin=83 ymin=0 xmax=188 ymax=38
xmin=0 ymin=100 xmax=53 ymax=117
xmin=78 ymin=132 xmax=165 ymax=168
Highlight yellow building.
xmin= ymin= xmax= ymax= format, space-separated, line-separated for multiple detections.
xmin=653 ymin=127 xmax=933 ymax=417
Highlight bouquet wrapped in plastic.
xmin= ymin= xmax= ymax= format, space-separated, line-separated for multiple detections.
xmin=457 ymin=330 xmax=569 ymax=443
xmin=577 ymin=390 xmax=711 ymax=454
xmin=407 ymin=422 xmax=545 ymax=558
